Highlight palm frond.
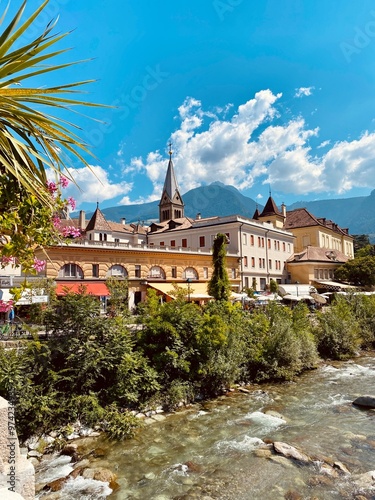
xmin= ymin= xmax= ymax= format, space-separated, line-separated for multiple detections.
xmin=0 ymin=0 xmax=106 ymax=208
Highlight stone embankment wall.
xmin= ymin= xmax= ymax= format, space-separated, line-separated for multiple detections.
xmin=0 ymin=397 xmax=34 ymax=500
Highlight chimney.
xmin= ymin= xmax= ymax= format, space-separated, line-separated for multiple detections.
xmin=78 ymin=210 xmax=86 ymax=230
xmin=196 ymin=213 xmax=201 ymax=220
xmin=120 ymin=217 xmax=126 ymax=225
xmin=281 ymin=203 xmax=286 ymax=218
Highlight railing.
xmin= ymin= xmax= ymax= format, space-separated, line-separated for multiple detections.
xmin=57 ymin=239 xmax=240 ymax=256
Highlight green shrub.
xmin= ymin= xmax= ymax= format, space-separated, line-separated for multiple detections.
xmin=162 ymin=380 xmax=195 ymax=411
xmin=102 ymin=404 xmax=142 ymax=440
xmin=314 ymin=296 xmax=361 ymax=359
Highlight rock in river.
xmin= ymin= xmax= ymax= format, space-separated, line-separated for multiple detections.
xmin=273 ymin=441 xmax=311 ymax=464
xmin=352 ymin=395 xmax=375 ymax=409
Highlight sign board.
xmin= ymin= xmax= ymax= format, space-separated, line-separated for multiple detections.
xmin=16 ymin=295 xmax=49 ymax=305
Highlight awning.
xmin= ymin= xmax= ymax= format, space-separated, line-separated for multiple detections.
xmin=148 ymin=282 xmax=213 ymax=300
xmin=56 ymin=282 xmax=110 ymax=296
xmin=0 ymin=289 xmax=13 ymax=302
xmin=313 ymin=280 xmax=355 ymax=291
xmin=283 ymin=294 xmax=314 ymax=302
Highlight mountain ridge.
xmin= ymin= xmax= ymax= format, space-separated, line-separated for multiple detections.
xmin=81 ymin=184 xmax=375 ymax=238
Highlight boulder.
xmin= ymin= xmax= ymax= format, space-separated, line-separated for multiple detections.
xmin=273 ymin=442 xmax=311 ymax=464
xmin=82 ymin=466 xmax=117 ymax=488
xmin=351 ymin=470 xmax=375 ymax=491
xmin=352 ymin=396 xmax=375 ymax=409
xmin=44 ymin=476 xmax=67 ymax=492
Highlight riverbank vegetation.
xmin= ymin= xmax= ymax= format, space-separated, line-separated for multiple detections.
xmin=0 ymin=289 xmax=374 ymax=441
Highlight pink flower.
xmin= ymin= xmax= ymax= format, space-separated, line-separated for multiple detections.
xmin=0 ymin=300 xmax=14 ymax=313
xmin=1 ymin=256 xmax=14 ymax=266
xmin=33 ymin=258 xmax=46 ymax=272
xmin=47 ymin=181 xmax=58 ymax=194
xmin=60 ymin=176 xmax=69 ymax=188
xmin=67 ymin=197 xmax=76 ymax=211
xmin=62 ymin=226 xmax=81 ymax=238
xmin=52 ymin=215 xmax=61 ymax=228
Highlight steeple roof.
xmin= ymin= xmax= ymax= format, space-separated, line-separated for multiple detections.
xmin=259 ymin=196 xmax=282 ymax=217
xmin=85 ymin=203 xmax=112 ymax=232
xmin=162 ymin=155 xmax=179 ymax=201
xmin=252 ymin=207 xmax=260 ymax=220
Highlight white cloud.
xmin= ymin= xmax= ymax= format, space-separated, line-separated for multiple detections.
xmin=294 ymin=86 xmax=314 ymax=98
xmin=49 ymin=165 xmax=133 ymax=208
xmin=317 ymin=139 xmax=331 ymax=149
xmin=117 ymin=90 xmax=375 ymax=202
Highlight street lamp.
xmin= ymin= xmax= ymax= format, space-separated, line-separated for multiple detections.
xmin=186 ymin=278 xmax=192 ymax=302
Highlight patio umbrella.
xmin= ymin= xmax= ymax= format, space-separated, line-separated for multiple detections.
xmin=311 ymin=293 xmax=327 ymax=304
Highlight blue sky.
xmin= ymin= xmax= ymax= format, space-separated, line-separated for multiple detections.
xmin=13 ymin=1 xmax=375 ymax=211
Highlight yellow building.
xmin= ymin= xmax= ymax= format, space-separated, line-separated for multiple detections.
xmin=254 ymin=201 xmax=354 ymax=290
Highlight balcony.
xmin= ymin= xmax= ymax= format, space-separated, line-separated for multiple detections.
xmin=56 ymin=239 xmax=235 ymax=255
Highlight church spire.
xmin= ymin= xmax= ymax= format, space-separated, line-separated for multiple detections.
xmin=159 ymin=144 xmax=184 ymax=222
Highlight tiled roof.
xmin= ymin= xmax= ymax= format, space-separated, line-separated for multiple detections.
xmin=285 ymin=208 xmax=319 ymax=229
xmin=85 ymin=206 xmax=112 ymax=232
xmin=148 ymin=217 xmax=193 ymax=234
xmin=287 ymin=246 xmax=350 ymax=263
xmin=108 ymin=221 xmax=147 ymax=235
xmin=285 ymin=208 xmax=351 ymax=236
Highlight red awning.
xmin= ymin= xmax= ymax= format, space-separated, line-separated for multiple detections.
xmin=55 ymin=282 xmax=110 ymax=296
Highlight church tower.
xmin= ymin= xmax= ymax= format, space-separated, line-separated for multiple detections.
xmin=159 ymin=145 xmax=184 ymax=222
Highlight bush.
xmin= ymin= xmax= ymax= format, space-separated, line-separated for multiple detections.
xmin=243 ymin=302 xmax=317 ymax=381
xmin=102 ymin=404 xmax=142 ymax=440
xmin=162 ymin=380 xmax=195 ymax=411
xmin=314 ymin=296 xmax=361 ymax=359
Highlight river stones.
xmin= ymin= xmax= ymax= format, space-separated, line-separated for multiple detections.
xmin=253 ymin=448 xmax=272 ymax=458
xmin=284 ymin=490 xmax=303 ymax=500
xmin=352 ymin=395 xmax=375 ymax=409
xmin=333 ymin=461 xmax=350 ymax=475
xmin=351 ymin=470 xmax=375 ymax=491
xmin=273 ymin=442 xmax=311 ymax=464
xmin=184 ymin=461 xmax=203 ymax=472
xmin=44 ymin=476 xmax=67 ymax=492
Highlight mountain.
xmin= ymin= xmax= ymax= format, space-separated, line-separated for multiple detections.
xmin=87 ymin=182 xmax=258 ymax=224
xmin=83 ymin=183 xmax=375 ymax=239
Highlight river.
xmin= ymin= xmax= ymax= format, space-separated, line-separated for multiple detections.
xmin=36 ymin=353 xmax=375 ymax=499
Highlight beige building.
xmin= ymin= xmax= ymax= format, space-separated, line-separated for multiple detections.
xmin=254 ymin=201 xmax=354 ymax=289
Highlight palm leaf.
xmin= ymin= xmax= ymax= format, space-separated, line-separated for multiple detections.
xmin=0 ymin=0 xmax=106 ymax=208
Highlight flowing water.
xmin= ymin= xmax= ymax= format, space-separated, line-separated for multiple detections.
xmin=37 ymin=354 xmax=375 ymax=499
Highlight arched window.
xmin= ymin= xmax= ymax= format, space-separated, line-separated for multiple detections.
xmin=106 ymin=265 xmax=128 ymax=278
xmin=149 ymin=266 xmax=166 ymax=279
xmin=59 ymin=263 xmax=84 ymax=279
xmin=184 ymin=267 xmax=198 ymax=280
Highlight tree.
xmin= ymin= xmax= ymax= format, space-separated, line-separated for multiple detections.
xmin=269 ymin=278 xmax=278 ymax=294
xmin=352 ymin=234 xmax=371 ymax=254
xmin=335 ymin=256 xmax=375 ymax=287
xmin=0 ymin=0 xmax=101 ymax=271
xmin=208 ymin=233 xmax=231 ymax=301
xmin=106 ymin=277 xmax=129 ymax=317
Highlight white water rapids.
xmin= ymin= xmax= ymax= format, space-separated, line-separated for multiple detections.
xmin=36 ymin=353 xmax=375 ymax=499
